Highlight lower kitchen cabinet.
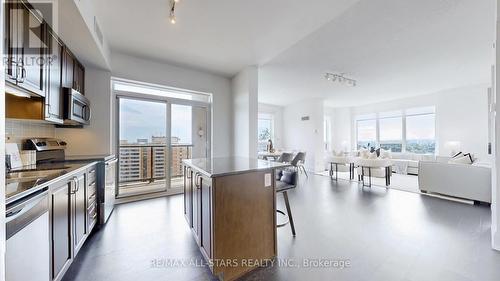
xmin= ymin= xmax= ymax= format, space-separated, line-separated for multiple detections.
xmin=50 ymin=180 xmax=72 ymax=281
xmin=49 ymin=163 xmax=98 ymax=281
xmin=72 ymin=173 xmax=87 ymax=256
xmin=200 ymin=174 xmax=212 ymax=260
xmin=183 ymin=159 xmax=279 ymax=281
xmin=190 ymin=171 xmax=212 ymax=259
xmin=183 ymin=166 xmax=193 ymax=227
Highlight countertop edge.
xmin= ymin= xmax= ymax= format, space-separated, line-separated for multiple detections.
xmin=6 ymin=161 xmax=100 ymax=205
xmin=183 ymin=158 xmax=291 ymax=178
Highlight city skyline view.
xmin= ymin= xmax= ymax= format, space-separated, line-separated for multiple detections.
xmin=119 ymin=99 xmax=192 ymax=144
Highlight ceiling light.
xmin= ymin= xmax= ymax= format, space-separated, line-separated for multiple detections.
xmin=169 ymin=13 xmax=176 ymax=24
xmin=169 ymin=0 xmax=179 ymax=24
xmin=324 ymin=72 xmax=357 ymax=87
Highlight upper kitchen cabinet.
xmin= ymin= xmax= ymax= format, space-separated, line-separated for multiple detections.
xmin=5 ymin=0 xmax=46 ymax=97
xmin=74 ymin=61 xmax=85 ymax=94
xmin=62 ymin=47 xmax=85 ymax=95
xmin=61 ymin=47 xmax=74 ymax=90
xmin=45 ymin=28 xmax=63 ymax=123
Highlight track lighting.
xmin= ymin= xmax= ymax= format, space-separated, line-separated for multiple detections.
xmin=324 ymin=72 xmax=357 ymax=87
xmin=169 ymin=0 xmax=180 ymax=24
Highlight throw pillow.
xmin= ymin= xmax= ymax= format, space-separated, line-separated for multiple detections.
xmin=275 ymin=170 xmax=283 ymax=180
xmin=448 ymin=155 xmax=473 ymax=165
xmin=463 ymin=153 xmax=474 ymax=163
xmin=368 ymin=152 xmax=378 ymax=159
xmin=380 ymin=149 xmax=392 ymax=159
xmin=375 ymin=148 xmax=381 ymax=157
xmin=360 ymin=149 xmax=369 ymax=159
xmin=280 ymin=170 xmax=296 ymax=185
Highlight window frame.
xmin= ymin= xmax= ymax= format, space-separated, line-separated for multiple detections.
xmin=355 ymin=107 xmax=436 ymax=154
xmin=257 ymin=113 xmax=275 ymax=152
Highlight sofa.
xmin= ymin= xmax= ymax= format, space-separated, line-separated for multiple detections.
xmin=391 ymin=153 xmax=435 ymax=175
xmin=418 ymin=160 xmax=492 ymax=203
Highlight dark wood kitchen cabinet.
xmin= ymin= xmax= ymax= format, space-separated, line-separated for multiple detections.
xmin=192 ymin=172 xmax=201 ymax=244
xmin=73 ymin=61 xmax=85 ymax=94
xmin=4 ymin=0 xmax=46 ymax=96
xmin=44 ymin=28 xmax=63 ymax=123
xmin=183 ymin=158 xmax=285 ymax=281
xmin=189 ymin=171 xmax=212 ymax=259
xmin=72 ymin=173 xmax=87 ymax=256
xmin=61 ymin=47 xmax=74 ymax=90
xmin=199 ymin=174 xmax=212 ymax=260
xmin=62 ymin=47 xmax=85 ymax=95
xmin=50 ymin=180 xmax=72 ymax=281
xmin=183 ymin=166 xmax=193 ymax=227
xmin=50 ymin=166 xmax=96 ymax=281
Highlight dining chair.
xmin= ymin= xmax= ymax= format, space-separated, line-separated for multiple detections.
xmin=291 ymin=152 xmax=308 ymax=178
xmin=277 ymin=152 xmax=294 ymax=163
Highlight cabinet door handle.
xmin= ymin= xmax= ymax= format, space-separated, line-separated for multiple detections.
xmin=18 ymin=66 xmax=26 ymax=83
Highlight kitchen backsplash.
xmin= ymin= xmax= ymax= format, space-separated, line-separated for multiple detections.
xmin=6 ymin=119 xmax=55 ymax=147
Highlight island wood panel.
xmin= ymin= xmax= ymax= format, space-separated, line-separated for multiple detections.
xmin=212 ymin=170 xmax=277 ymax=281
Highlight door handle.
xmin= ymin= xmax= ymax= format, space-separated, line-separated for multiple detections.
xmin=17 ymin=66 xmax=26 ymax=83
xmin=71 ymin=177 xmax=78 ymax=194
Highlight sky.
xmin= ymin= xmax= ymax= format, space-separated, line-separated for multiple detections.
xmin=119 ymin=99 xmax=192 ymax=144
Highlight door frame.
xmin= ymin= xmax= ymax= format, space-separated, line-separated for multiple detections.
xmin=113 ymin=79 xmax=212 ymax=200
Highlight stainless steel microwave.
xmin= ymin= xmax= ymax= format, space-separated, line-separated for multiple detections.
xmin=63 ymin=88 xmax=91 ymax=125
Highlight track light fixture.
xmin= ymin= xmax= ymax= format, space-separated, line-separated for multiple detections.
xmin=324 ymin=72 xmax=357 ymax=87
xmin=169 ymin=0 xmax=180 ymax=24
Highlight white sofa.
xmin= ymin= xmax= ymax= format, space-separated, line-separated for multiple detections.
xmin=391 ymin=153 xmax=435 ymax=175
xmin=418 ymin=161 xmax=492 ymax=203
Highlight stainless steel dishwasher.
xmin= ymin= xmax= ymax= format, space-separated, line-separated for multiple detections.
xmin=100 ymin=157 xmax=117 ymax=224
xmin=6 ymin=189 xmax=50 ymax=281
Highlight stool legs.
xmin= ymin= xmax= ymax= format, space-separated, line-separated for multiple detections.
xmin=283 ymin=191 xmax=296 ymax=236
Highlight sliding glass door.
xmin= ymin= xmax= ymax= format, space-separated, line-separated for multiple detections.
xmin=116 ymin=83 xmax=211 ymax=198
xmin=118 ymin=97 xmax=170 ymax=197
xmin=170 ymin=104 xmax=210 ymax=189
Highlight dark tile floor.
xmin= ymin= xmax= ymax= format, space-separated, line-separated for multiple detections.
xmin=63 ymin=175 xmax=500 ymax=281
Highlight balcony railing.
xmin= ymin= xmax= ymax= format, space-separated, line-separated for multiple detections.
xmin=119 ymin=144 xmax=193 ymax=185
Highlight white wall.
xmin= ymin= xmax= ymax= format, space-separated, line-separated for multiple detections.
xmin=282 ymin=99 xmax=325 ymax=172
xmin=56 ymin=67 xmax=113 ymax=156
xmin=258 ymin=103 xmax=284 ymax=149
xmin=344 ymin=84 xmax=490 ymax=160
xmin=492 ymin=0 xmax=499 ymax=251
xmin=330 ymin=107 xmax=352 ymax=152
xmin=232 ymin=67 xmax=258 ymax=157
xmin=110 ymin=52 xmax=233 ymax=158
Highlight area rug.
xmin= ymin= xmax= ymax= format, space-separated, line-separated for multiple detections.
xmin=315 ymin=170 xmax=473 ymax=204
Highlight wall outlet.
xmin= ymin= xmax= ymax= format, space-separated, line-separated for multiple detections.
xmin=264 ymin=173 xmax=271 ymax=187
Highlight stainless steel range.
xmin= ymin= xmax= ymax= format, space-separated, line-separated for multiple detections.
xmin=25 ymin=138 xmax=117 ymax=225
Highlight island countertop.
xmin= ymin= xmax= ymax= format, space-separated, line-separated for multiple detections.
xmin=182 ymin=157 xmax=290 ymax=178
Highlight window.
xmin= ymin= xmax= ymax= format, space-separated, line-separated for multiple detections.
xmin=355 ymin=107 xmax=436 ymax=154
xmin=258 ymin=113 xmax=274 ymax=152
xmin=356 ymin=114 xmax=377 ymax=149
xmin=379 ymin=111 xmax=403 ymax=152
xmin=406 ymin=107 xmax=435 ymax=154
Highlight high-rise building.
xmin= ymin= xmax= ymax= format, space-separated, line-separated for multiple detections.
xmin=119 ymin=136 xmax=192 ymax=182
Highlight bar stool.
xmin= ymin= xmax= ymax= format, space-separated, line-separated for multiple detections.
xmin=275 ymin=169 xmax=297 ymax=236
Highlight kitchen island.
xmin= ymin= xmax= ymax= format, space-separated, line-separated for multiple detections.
xmin=182 ymin=157 xmax=290 ymax=281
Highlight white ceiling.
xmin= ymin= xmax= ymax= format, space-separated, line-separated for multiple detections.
xmin=94 ymin=0 xmax=361 ymax=77
xmin=259 ymin=0 xmax=496 ymax=107
xmin=95 ymin=0 xmax=495 ymax=107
